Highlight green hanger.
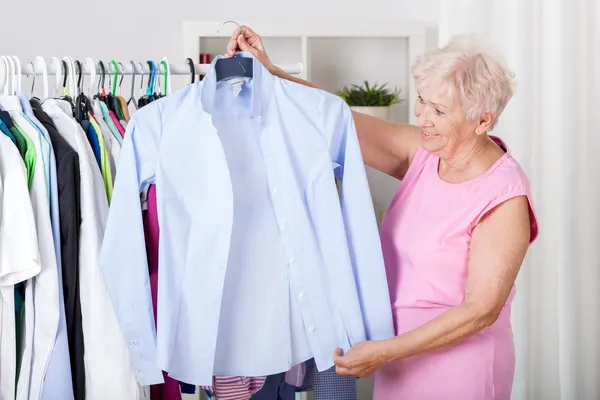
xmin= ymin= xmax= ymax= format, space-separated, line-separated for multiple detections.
xmin=160 ymin=59 xmax=169 ymax=95
xmin=110 ymin=60 xmax=119 ymax=96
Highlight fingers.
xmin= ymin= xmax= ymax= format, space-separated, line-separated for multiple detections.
xmin=226 ymin=37 xmax=238 ymax=56
xmin=335 ymin=365 xmax=351 ymax=376
xmin=237 ymin=35 xmax=259 ymax=57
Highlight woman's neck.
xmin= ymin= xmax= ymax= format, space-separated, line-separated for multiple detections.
xmin=438 ymin=136 xmax=503 ymax=183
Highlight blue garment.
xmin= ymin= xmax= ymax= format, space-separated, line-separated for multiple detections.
xmin=251 ymin=373 xmax=295 ymax=400
xmin=99 ymin=51 xmax=394 ymax=387
xmin=0 ymin=119 xmax=17 ymax=145
xmin=16 ymin=92 xmax=75 ymax=400
xmin=84 ymin=120 xmax=101 ymax=167
xmin=298 ymin=358 xmax=357 ymax=400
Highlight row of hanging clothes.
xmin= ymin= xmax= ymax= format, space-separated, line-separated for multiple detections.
xmin=0 ymin=53 xmax=361 ymax=400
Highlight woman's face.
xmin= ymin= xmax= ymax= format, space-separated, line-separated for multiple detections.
xmin=413 ymin=85 xmax=481 ymax=158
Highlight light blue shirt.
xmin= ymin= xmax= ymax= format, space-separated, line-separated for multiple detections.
xmin=99 ymin=52 xmax=394 ymax=387
xmin=16 ymin=92 xmax=75 ymax=400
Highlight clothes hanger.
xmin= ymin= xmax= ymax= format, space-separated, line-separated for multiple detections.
xmin=85 ymin=57 xmax=96 ymax=100
xmin=107 ymin=60 xmax=120 ymax=117
xmin=60 ymin=57 xmax=76 ymax=116
xmin=11 ymin=56 xmax=22 ymax=93
xmin=2 ymin=56 xmax=16 ymax=95
xmin=127 ymin=60 xmax=138 ymax=108
xmin=154 ymin=66 xmax=162 ymax=98
xmin=51 ymin=57 xmax=62 ymax=98
xmin=27 ymin=61 xmax=36 ymax=96
xmin=97 ymin=60 xmax=108 ymax=104
xmin=74 ymin=59 xmax=93 ymax=123
xmin=186 ymin=57 xmax=196 ymax=85
xmin=117 ymin=62 xmax=125 ymax=97
xmin=0 ymin=56 xmax=10 ymax=95
xmin=160 ymin=57 xmax=171 ymax=96
xmin=150 ymin=61 xmax=159 ymax=100
xmin=65 ymin=56 xmax=77 ymax=96
xmin=33 ymin=56 xmax=49 ymax=99
xmin=215 ymin=20 xmax=253 ymax=81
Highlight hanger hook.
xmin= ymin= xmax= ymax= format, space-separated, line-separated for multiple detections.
xmin=218 ymin=20 xmax=244 ymax=36
xmin=117 ymin=62 xmax=125 ymax=95
xmin=4 ymin=56 xmax=15 ymax=94
xmin=0 ymin=57 xmax=9 ymax=95
xmin=109 ymin=60 xmax=119 ymax=96
xmin=61 ymin=60 xmax=69 ymax=94
xmin=127 ymin=60 xmax=137 ymax=105
xmin=11 ymin=57 xmax=22 ymax=92
xmin=186 ymin=58 xmax=195 ymax=84
xmin=34 ymin=56 xmax=48 ymax=99
xmin=84 ymin=58 xmax=96 ymax=97
xmin=75 ymin=60 xmax=83 ymax=93
xmin=98 ymin=60 xmax=106 ymax=96
xmin=138 ymin=62 xmax=145 ymax=98
xmin=160 ymin=58 xmax=170 ymax=95
xmin=27 ymin=61 xmax=36 ymax=95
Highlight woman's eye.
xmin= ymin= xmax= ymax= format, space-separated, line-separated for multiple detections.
xmin=418 ymin=96 xmax=425 ymax=104
xmin=435 ymin=109 xmax=445 ymax=116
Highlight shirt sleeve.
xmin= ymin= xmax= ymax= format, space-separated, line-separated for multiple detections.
xmin=0 ymin=141 xmax=41 ymax=286
xmin=99 ymin=104 xmax=164 ymax=386
xmin=319 ymin=94 xmax=395 ymax=341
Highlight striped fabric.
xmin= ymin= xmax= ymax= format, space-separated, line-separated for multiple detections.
xmin=201 ymin=376 xmax=267 ymax=400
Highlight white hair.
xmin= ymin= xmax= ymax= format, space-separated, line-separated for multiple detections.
xmin=411 ymin=34 xmax=515 ymax=130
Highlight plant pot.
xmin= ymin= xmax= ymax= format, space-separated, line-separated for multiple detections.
xmin=350 ymin=106 xmax=390 ymax=120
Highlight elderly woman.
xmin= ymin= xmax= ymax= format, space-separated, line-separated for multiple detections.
xmin=227 ymin=28 xmax=539 ymax=399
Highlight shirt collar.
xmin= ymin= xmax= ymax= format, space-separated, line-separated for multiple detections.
xmin=200 ymin=51 xmax=273 ymax=118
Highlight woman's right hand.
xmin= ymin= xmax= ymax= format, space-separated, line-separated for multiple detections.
xmin=226 ymin=26 xmax=278 ymax=75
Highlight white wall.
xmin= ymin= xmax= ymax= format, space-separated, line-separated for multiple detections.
xmin=1 ymin=0 xmax=439 ymax=68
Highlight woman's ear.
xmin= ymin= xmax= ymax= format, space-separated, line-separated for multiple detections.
xmin=475 ymin=112 xmax=495 ymax=135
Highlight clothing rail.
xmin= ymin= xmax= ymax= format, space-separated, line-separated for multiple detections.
xmin=19 ymin=61 xmax=304 ymax=76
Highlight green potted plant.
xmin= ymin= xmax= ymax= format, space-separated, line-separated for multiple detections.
xmin=337 ymin=80 xmax=401 ymax=120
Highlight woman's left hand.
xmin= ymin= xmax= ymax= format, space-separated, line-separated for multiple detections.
xmin=333 ymin=340 xmax=391 ymax=378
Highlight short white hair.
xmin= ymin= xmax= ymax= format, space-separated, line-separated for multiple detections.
xmin=411 ymin=34 xmax=515 ymax=130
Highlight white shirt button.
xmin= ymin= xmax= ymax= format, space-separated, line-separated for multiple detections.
xmin=298 ymin=291 xmax=305 ymax=298
xmin=308 ymin=326 xmax=315 ymax=332
xmin=288 ymin=257 xmax=295 ymax=264
xmin=279 ymin=222 xmax=286 ymax=230
xmin=272 ymin=188 xmax=279 ymax=195
xmin=132 ymin=340 xmax=138 ymax=346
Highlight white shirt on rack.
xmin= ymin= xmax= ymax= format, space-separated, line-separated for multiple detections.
xmin=0 ymin=129 xmax=41 ymax=400
xmin=41 ymin=99 xmax=148 ymax=400
xmin=0 ymin=95 xmax=61 ymax=400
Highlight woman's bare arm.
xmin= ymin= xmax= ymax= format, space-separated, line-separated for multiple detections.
xmin=228 ymin=27 xmax=421 ymax=180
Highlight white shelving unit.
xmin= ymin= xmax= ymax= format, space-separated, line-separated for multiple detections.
xmin=181 ymin=20 xmax=429 ymax=400
xmin=182 ymin=20 xmax=427 ymax=125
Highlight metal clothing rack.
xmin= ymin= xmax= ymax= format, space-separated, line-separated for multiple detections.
xmin=18 ymin=60 xmax=304 ymax=76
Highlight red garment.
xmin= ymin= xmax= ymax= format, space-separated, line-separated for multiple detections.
xmin=143 ymin=185 xmax=182 ymax=400
xmin=109 ymin=110 xmax=125 ymax=138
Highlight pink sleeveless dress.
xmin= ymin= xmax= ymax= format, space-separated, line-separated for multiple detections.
xmin=374 ymin=137 xmax=538 ymax=400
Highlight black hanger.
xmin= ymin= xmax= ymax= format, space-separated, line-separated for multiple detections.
xmin=97 ymin=61 xmax=108 ymax=105
xmin=215 ymin=53 xmax=253 ymax=81
xmin=186 ymin=57 xmax=195 ymax=84
xmin=61 ymin=60 xmax=76 ymax=116
xmin=214 ymin=22 xmax=253 ymax=81
xmin=74 ymin=60 xmax=93 ymax=123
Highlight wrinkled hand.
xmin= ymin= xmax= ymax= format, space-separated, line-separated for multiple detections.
xmin=226 ymin=25 xmax=277 ymax=73
xmin=333 ymin=340 xmax=390 ymax=378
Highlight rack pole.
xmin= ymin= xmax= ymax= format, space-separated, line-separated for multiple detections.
xmin=20 ymin=62 xmax=303 ymax=76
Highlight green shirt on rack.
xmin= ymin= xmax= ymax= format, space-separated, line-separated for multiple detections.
xmin=9 ymin=125 xmax=36 ymax=190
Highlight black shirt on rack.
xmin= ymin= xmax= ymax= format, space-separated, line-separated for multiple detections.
xmin=30 ymin=98 xmax=86 ymax=400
